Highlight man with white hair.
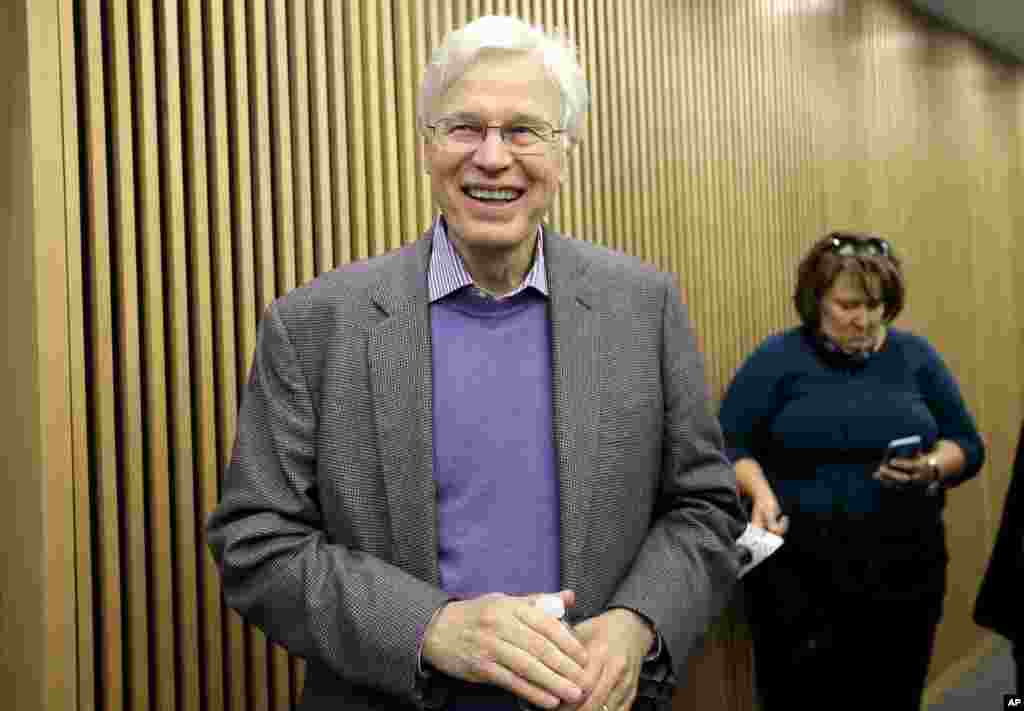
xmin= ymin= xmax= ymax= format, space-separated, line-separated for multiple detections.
xmin=209 ymin=16 xmax=744 ymax=711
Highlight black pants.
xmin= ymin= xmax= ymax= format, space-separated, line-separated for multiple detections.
xmin=745 ymin=513 xmax=946 ymax=711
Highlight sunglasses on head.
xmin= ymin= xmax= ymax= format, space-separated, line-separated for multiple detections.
xmin=828 ymin=234 xmax=891 ymax=258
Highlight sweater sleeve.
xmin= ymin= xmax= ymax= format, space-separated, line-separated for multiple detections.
xmin=916 ymin=337 xmax=985 ymax=487
xmin=718 ymin=335 xmax=787 ymax=464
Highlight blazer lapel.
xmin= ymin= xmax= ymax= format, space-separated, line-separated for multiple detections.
xmin=368 ymin=236 xmax=441 ymax=584
xmin=545 ymin=230 xmax=602 ymax=601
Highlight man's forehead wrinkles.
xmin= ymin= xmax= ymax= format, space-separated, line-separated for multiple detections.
xmin=441 ymin=110 xmax=552 ymax=124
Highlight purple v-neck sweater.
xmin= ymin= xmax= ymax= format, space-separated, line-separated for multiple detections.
xmin=430 ymin=286 xmax=561 ymax=602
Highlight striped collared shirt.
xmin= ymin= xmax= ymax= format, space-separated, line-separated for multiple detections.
xmin=427 ymin=217 xmax=548 ymax=302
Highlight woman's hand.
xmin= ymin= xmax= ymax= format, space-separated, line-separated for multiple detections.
xmin=749 ymin=489 xmax=790 ymax=536
xmin=734 ymin=457 xmax=789 ymax=536
xmin=874 ymin=454 xmax=938 ymax=488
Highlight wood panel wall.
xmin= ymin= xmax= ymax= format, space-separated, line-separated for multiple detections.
xmin=5 ymin=1 xmax=1022 ymax=710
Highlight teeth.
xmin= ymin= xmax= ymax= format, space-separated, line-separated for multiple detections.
xmin=467 ymin=188 xmax=518 ymax=201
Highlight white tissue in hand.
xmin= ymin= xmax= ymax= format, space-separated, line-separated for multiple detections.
xmin=737 ymin=523 xmax=784 ymax=578
xmin=536 ymin=593 xmax=565 ymax=619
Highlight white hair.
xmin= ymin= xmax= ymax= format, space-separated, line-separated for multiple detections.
xmin=418 ymin=16 xmax=590 ymax=144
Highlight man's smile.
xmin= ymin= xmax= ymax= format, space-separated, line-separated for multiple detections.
xmin=462 ymin=186 xmax=525 ymax=203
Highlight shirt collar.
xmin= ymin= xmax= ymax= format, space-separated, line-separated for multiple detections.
xmin=427 ymin=216 xmax=548 ymax=302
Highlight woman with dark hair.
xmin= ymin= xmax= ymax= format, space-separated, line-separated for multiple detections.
xmin=974 ymin=421 xmax=1023 ymax=692
xmin=719 ymin=232 xmax=985 ymax=709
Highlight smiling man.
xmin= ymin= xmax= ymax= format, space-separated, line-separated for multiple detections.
xmin=208 ymin=16 xmax=744 ymax=711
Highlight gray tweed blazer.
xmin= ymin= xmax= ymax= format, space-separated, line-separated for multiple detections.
xmin=207 ymin=228 xmax=745 ymax=710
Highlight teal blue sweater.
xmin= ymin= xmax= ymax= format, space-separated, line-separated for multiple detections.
xmin=719 ymin=326 xmax=984 ymax=518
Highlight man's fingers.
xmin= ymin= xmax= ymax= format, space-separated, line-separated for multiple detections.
xmin=576 ymin=653 xmax=620 ymax=711
xmin=561 ymin=652 xmax=605 ymax=711
xmin=477 ymin=655 xmax=563 ymax=709
xmin=514 ymin=621 xmax=588 ymax=684
xmin=518 ymin=601 xmax=589 ymax=670
xmin=490 ymin=636 xmax=585 ymax=705
xmin=500 ymin=608 xmax=589 ymax=697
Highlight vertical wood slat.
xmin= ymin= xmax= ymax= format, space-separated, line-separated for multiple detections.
xmin=325 ymin=0 xmax=353 ymax=264
xmin=593 ymin=0 xmax=615 ymax=251
xmin=362 ymin=1 xmax=387 ymax=257
xmin=131 ymin=2 xmax=179 ymax=710
xmin=683 ymin=1 xmax=713 ymax=372
xmin=344 ymin=1 xmax=370 ymax=261
xmin=653 ymin=0 xmax=676 ymax=277
xmin=287 ymin=0 xmax=315 ymax=286
xmin=61 ymin=0 xmax=95 ymax=707
xmin=563 ymin=0 xmax=581 ymax=242
xmin=627 ymin=0 xmax=651 ymax=263
xmin=542 ymin=0 xmax=562 ymax=233
xmin=308 ymin=0 xmax=335 ymax=276
xmin=578 ymin=0 xmax=599 ymax=246
xmin=248 ymin=0 xmax=277 ymax=317
xmin=410 ymin=0 xmax=434 ymax=235
xmin=268 ymin=1 xmax=297 ymax=295
xmin=637 ymin=0 xmax=660 ymax=268
xmin=79 ymin=4 xmax=125 ymax=709
xmin=155 ymin=2 xmax=204 ymax=711
xmin=379 ymin=0 xmax=404 ymax=252
xmin=395 ymin=0 xmax=423 ymax=242
xmin=723 ymin=0 xmax=750 ymax=354
xmin=106 ymin=3 xmax=151 ymax=709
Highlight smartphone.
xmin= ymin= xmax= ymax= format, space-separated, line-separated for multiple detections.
xmin=883 ymin=435 xmax=922 ymax=468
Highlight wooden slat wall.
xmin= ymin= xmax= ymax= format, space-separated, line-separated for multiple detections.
xmin=60 ymin=1 xmax=1024 ymax=710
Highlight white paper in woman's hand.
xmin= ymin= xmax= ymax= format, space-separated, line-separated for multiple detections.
xmin=737 ymin=524 xmax=784 ymax=578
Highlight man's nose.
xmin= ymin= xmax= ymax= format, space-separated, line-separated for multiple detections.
xmin=472 ymin=127 xmax=513 ymax=169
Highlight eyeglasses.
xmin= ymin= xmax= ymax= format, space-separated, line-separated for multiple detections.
xmin=426 ymin=116 xmax=566 ymax=155
xmin=829 ymin=234 xmax=891 ymax=258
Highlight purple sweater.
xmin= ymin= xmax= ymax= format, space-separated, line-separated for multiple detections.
xmin=431 ymin=286 xmax=560 ymax=709
xmin=431 ymin=285 xmax=561 ymax=598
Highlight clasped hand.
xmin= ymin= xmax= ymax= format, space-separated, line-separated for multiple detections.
xmin=422 ymin=591 xmax=653 ymax=710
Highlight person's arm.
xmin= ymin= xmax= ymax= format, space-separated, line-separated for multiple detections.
xmin=718 ymin=336 xmax=789 ymax=533
xmin=878 ymin=339 xmax=984 ymax=492
xmin=600 ymin=275 xmax=747 ymax=686
xmin=206 ymin=302 xmax=452 ymax=705
xmin=734 ymin=457 xmax=789 ymax=535
xmin=918 ymin=339 xmax=985 ymax=489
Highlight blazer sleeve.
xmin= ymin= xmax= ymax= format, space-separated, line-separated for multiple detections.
xmin=607 ymin=275 xmax=746 ymax=681
xmin=206 ymin=302 xmax=450 ymax=707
